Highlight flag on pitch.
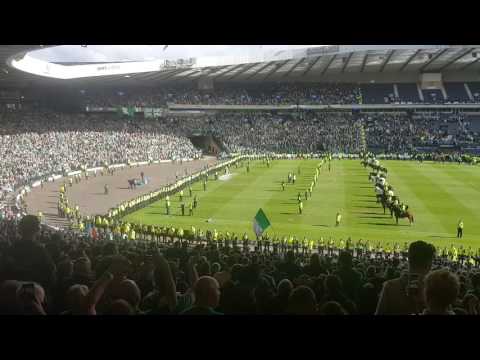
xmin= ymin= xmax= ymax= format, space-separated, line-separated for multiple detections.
xmin=253 ymin=208 xmax=271 ymax=237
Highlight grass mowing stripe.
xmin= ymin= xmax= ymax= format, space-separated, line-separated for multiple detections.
xmin=383 ymin=161 xmax=452 ymax=234
xmin=395 ymin=162 xmax=476 ymax=236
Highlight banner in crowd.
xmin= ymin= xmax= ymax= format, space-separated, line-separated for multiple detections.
xmin=118 ymin=107 xmax=136 ymax=117
xmin=144 ymin=108 xmax=164 ymax=118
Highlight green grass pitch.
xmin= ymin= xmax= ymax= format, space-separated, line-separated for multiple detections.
xmin=122 ymin=159 xmax=480 ymax=248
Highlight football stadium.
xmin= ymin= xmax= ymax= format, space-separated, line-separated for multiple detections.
xmin=1 ymin=45 xmax=480 ymax=315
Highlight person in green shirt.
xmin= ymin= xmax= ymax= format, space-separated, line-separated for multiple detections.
xmin=282 ymin=181 xmax=285 ymax=191
xmin=166 ymin=200 xmax=171 ymax=215
xmin=181 ymin=203 xmax=185 ymax=216
xmin=203 ymin=180 xmax=207 ymax=191
xmin=457 ymin=219 xmax=464 ymax=238
xmin=297 ymin=193 xmax=302 ymax=203
xmin=179 ymin=190 xmax=184 ymax=201
xmin=189 ymin=186 xmax=193 ymax=197
xmin=299 ymin=201 xmax=303 ymax=214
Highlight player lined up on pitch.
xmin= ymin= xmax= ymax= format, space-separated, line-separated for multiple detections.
xmin=281 ymin=154 xmax=340 ymax=226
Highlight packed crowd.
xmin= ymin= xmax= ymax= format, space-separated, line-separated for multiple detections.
xmin=76 ymin=83 xmax=480 ymax=108
xmin=1 ymin=215 xmax=479 ymax=315
xmin=362 ymin=112 xmax=480 ymax=153
xmin=0 ymin=110 xmax=201 ymax=192
xmin=176 ymin=112 xmax=363 ymax=154
xmin=80 ymin=84 xmax=364 ymax=107
xmin=3 ymin=107 xmax=480 ymax=202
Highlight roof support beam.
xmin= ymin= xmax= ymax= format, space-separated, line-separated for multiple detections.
xmin=132 ymin=71 xmax=164 ymax=80
xmin=135 ymin=69 xmax=181 ymax=81
xmin=379 ymin=50 xmax=395 ymax=72
xmin=302 ymin=56 xmax=321 ymax=76
xmin=282 ymin=57 xmax=305 ymax=78
xmin=321 ymin=54 xmax=337 ymax=76
xmin=438 ymin=48 xmax=475 ymax=71
xmin=341 ymin=53 xmax=353 ymax=73
xmin=460 ymin=57 xmax=480 ymax=71
xmin=157 ymin=69 xmax=191 ymax=81
xmin=246 ymin=61 xmax=275 ymax=80
xmin=264 ymin=60 xmax=290 ymax=80
xmin=359 ymin=52 xmax=369 ymax=73
xmin=420 ymin=48 xmax=449 ymax=72
xmin=214 ymin=64 xmax=245 ymax=79
xmin=228 ymin=63 xmax=259 ymax=80
xmin=398 ymin=49 xmax=421 ymax=72
xmin=196 ymin=65 xmax=230 ymax=79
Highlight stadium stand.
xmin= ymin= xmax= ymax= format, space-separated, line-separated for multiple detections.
xmin=422 ymin=89 xmax=445 ymax=104
xmin=360 ymin=84 xmax=396 ymax=104
xmin=47 ymin=82 xmax=480 ymax=107
xmin=468 ymin=83 xmax=480 ymax=104
xmin=445 ymin=83 xmax=471 ymax=103
xmin=396 ymin=83 xmax=421 ymax=103
xmin=1 ymin=81 xmax=480 ymax=315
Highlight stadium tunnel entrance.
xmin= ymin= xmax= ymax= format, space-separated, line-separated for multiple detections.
xmin=189 ymin=134 xmax=226 ymax=156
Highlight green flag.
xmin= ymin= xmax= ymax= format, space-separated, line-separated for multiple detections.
xmin=118 ymin=107 xmax=135 ymax=117
xmin=253 ymin=208 xmax=271 ymax=237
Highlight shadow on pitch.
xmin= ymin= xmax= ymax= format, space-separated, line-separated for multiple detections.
xmin=353 ymin=211 xmax=385 ymax=215
xmin=358 ymin=215 xmax=391 ymax=219
xmin=352 ymin=205 xmax=379 ymax=209
xmin=280 ymin=212 xmax=297 ymax=215
xmin=429 ymin=235 xmax=458 ymax=239
xmin=312 ymin=224 xmax=329 ymax=228
xmin=360 ymin=222 xmax=409 ymax=227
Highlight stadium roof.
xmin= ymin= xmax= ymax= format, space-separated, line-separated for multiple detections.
xmin=2 ymin=45 xmax=480 ymax=87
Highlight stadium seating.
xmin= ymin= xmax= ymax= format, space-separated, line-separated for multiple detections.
xmin=360 ymin=84 xmax=395 ymax=104
xmin=445 ymin=83 xmax=471 ymax=103
xmin=396 ymin=83 xmax=420 ymax=103
xmin=422 ymin=89 xmax=445 ymax=104
xmin=72 ymin=83 xmax=480 ymax=107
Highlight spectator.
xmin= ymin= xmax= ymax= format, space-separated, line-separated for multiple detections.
xmin=286 ymin=285 xmax=317 ymax=315
xmin=276 ymin=251 xmax=303 ymax=281
xmin=181 ymin=276 xmax=222 ymax=315
xmin=376 ymin=241 xmax=435 ymax=315
xmin=422 ymin=269 xmax=459 ymax=315
xmin=321 ymin=275 xmax=357 ymax=314
xmin=334 ymin=250 xmax=363 ymax=302
xmin=1 ymin=215 xmax=56 ymax=295
xmin=320 ymin=301 xmax=348 ymax=315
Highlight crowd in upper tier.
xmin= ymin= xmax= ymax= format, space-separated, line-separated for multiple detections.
xmin=75 ymin=82 xmax=480 ymax=107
